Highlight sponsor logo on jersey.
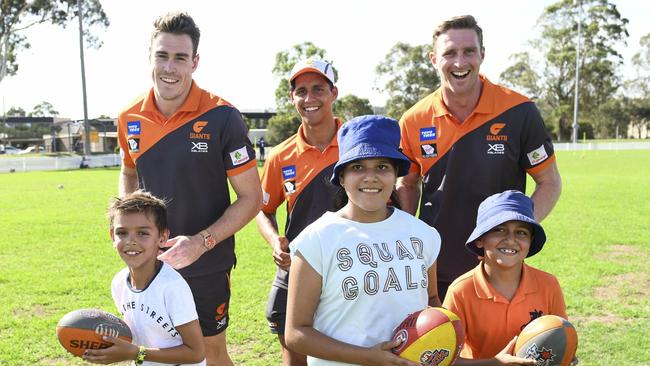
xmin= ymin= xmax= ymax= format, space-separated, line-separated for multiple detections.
xmin=190 ymin=121 xmax=211 ymax=139
xmin=282 ymin=165 xmax=297 ymax=180
xmin=487 ymin=143 xmax=505 ymax=155
xmin=420 ymin=143 xmax=437 ymax=158
xmin=524 ymin=343 xmax=556 ymax=365
xmin=420 ymin=127 xmax=437 ymax=141
xmin=191 ymin=141 xmax=209 ymax=153
xmin=229 ymin=146 xmax=249 ymax=165
xmin=487 ymin=122 xmax=508 ymax=141
xmin=527 ymin=145 xmax=548 ymax=165
xmin=127 ymin=121 xmax=141 ymax=136
xmin=419 ymin=348 xmax=450 ymax=366
xmin=127 ymin=138 xmax=140 ymax=153
xmin=283 ymin=180 xmax=296 ymax=194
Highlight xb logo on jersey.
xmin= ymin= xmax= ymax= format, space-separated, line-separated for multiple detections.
xmin=191 ymin=141 xmax=209 ymax=153
xmin=487 ymin=143 xmax=505 ymax=155
xmin=190 ymin=121 xmax=211 ymax=139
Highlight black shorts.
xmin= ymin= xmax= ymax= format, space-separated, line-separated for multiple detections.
xmin=184 ymin=270 xmax=231 ymax=336
xmin=266 ymin=285 xmax=288 ymax=334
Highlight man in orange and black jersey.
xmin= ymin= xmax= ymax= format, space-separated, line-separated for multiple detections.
xmin=397 ymin=15 xmax=562 ymax=301
xmin=117 ymin=12 xmax=261 ymax=366
xmin=256 ymin=58 xmax=342 ymax=366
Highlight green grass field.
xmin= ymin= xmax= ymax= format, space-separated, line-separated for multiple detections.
xmin=0 ymin=150 xmax=649 ymax=365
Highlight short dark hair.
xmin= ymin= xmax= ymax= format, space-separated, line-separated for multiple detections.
xmin=108 ymin=190 xmax=168 ymax=234
xmin=151 ymin=11 xmax=200 ymax=56
xmin=432 ymin=15 xmax=483 ymax=50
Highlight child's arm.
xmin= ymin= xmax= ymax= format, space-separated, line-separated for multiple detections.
xmin=82 ymin=319 xmax=205 ymax=364
xmin=454 ymin=337 xmax=535 ymax=366
xmin=427 ymin=262 xmax=442 ymax=307
xmin=284 ymin=252 xmax=419 ymax=366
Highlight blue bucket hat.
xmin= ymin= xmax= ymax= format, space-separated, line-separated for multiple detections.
xmin=465 ymin=190 xmax=546 ymax=258
xmin=330 ymin=115 xmax=411 ymax=187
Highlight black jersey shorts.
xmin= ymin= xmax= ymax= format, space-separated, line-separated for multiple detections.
xmin=184 ymin=270 xmax=231 ymax=336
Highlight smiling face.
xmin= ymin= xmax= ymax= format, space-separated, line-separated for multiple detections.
xmin=475 ymin=220 xmax=533 ymax=271
xmin=339 ymin=158 xmax=397 ymax=223
xmin=110 ymin=211 xmax=168 ymax=275
xmin=290 ymin=72 xmax=338 ymax=128
xmin=430 ymin=28 xmax=484 ymax=98
xmin=150 ymin=32 xmax=198 ymax=115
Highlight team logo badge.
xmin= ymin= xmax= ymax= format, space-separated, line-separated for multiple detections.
xmin=420 ymin=127 xmax=437 ymax=141
xmin=127 ymin=138 xmax=139 ymax=153
xmin=190 ymin=121 xmax=211 ymax=139
xmin=229 ymin=147 xmax=249 ymax=165
xmin=127 ymin=121 xmax=141 ymax=136
xmin=283 ymin=180 xmax=296 ymax=194
xmin=282 ymin=165 xmax=297 ymax=180
xmin=487 ymin=122 xmax=508 ymax=141
xmin=420 ymin=143 xmax=437 ymax=158
xmin=524 ymin=343 xmax=556 ymax=365
xmin=193 ymin=121 xmax=208 ymax=133
xmin=487 ymin=143 xmax=505 ymax=155
xmin=527 ymin=145 xmax=548 ymax=165
xmin=419 ymin=349 xmax=450 ymax=366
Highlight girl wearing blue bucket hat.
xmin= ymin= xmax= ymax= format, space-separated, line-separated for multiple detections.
xmin=443 ymin=190 xmax=574 ymax=366
xmin=284 ymin=115 xmax=442 ymax=366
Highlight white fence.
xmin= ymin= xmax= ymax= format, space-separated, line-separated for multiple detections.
xmin=554 ymin=141 xmax=650 ymax=151
xmin=2 ymin=142 xmax=649 ymax=174
xmin=0 ymin=154 xmax=120 ymax=173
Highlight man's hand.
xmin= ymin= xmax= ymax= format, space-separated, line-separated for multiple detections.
xmin=272 ymin=236 xmax=291 ymax=270
xmin=158 ymin=234 xmax=206 ymax=269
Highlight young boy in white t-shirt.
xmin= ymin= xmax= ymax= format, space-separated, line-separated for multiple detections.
xmin=83 ymin=191 xmax=205 ymax=366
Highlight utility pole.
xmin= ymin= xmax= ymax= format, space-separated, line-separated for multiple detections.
xmin=78 ymin=0 xmax=91 ymax=155
xmin=572 ymin=0 xmax=582 ymax=144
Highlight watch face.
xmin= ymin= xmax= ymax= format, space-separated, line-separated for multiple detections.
xmin=205 ymin=237 xmax=216 ymax=249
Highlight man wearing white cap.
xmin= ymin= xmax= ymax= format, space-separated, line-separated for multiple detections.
xmin=256 ymin=58 xmax=342 ymax=366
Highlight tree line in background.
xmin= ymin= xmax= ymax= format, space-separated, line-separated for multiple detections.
xmin=265 ymin=0 xmax=650 ymax=144
xmin=1 ymin=0 xmax=649 ymax=145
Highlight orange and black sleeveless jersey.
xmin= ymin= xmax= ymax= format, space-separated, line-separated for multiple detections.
xmin=118 ymin=81 xmax=256 ymax=277
xmin=399 ymin=76 xmax=556 ymax=284
xmin=260 ymin=119 xmax=342 ymax=288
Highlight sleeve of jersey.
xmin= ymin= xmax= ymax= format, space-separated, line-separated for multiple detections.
xmin=549 ymin=275 xmax=568 ymax=319
xmin=399 ymin=116 xmax=422 ymax=175
xmin=442 ymin=286 xmax=468 ymax=345
xmin=290 ymin=227 xmax=324 ymax=277
xmin=220 ymin=108 xmax=257 ymax=177
xmin=165 ymin=276 xmax=199 ymax=327
xmin=260 ymin=151 xmax=285 ymax=214
xmin=519 ymin=103 xmax=556 ymax=174
xmin=117 ymin=115 xmax=135 ymax=168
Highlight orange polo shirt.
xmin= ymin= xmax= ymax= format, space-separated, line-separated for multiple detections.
xmin=443 ymin=262 xmax=567 ymax=359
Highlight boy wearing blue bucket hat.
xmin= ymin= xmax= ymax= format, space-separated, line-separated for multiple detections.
xmin=285 ymin=115 xmax=441 ymax=366
xmin=443 ymin=190 xmax=569 ymax=365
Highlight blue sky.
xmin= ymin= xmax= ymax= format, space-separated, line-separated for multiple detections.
xmin=0 ymin=0 xmax=647 ymax=119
